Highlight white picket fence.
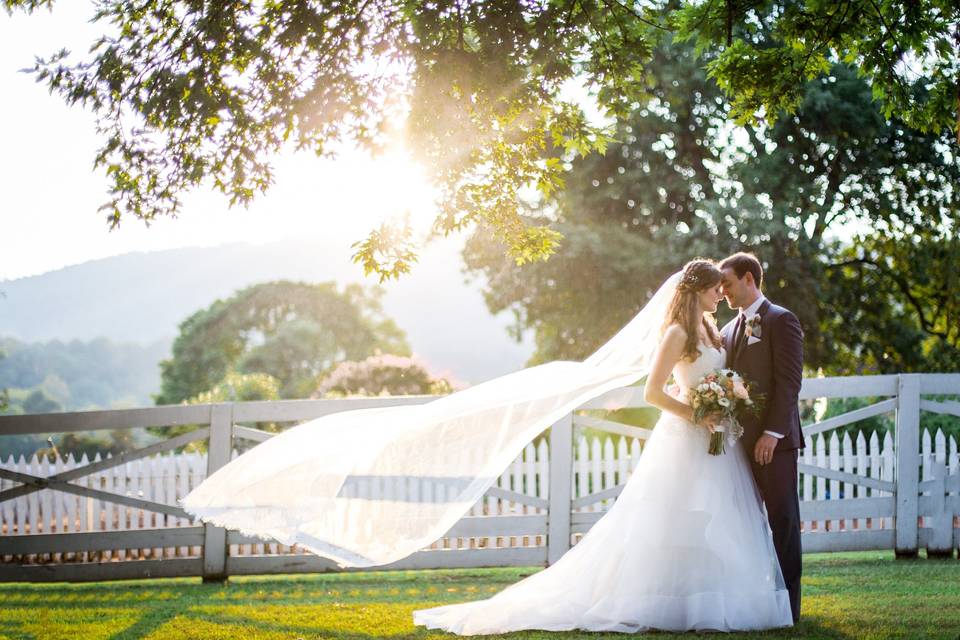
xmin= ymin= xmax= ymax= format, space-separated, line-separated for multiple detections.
xmin=2 ymin=428 xmax=957 ymax=558
xmin=0 ymin=373 xmax=958 ymax=582
xmin=0 ymin=441 xmax=557 ymax=561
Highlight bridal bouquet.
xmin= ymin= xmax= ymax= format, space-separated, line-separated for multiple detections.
xmin=688 ymin=369 xmax=757 ymax=455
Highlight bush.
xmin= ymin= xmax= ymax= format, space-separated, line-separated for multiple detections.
xmin=313 ymin=355 xmax=458 ymax=398
xmin=187 ymin=371 xmax=281 ymax=404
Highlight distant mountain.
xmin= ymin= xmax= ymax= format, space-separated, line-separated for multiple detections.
xmin=0 ymin=235 xmax=533 ymax=389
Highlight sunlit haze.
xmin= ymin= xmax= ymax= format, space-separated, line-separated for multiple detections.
xmin=0 ymin=3 xmax=442 ymax=282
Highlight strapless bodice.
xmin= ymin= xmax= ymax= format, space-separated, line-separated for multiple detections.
xmin=673 ymin=344 xmax=726 ymax=394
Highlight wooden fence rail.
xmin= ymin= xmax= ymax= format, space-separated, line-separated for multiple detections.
xmin=0 ymin=373 xmax=958 ymax=582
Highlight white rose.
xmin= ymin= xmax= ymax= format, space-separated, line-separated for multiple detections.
xmin=718 ymin=397 xmax=730 ymax=407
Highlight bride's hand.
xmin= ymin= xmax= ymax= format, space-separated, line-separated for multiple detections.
xmin=699 ymin=412 xmax=722 ymax=432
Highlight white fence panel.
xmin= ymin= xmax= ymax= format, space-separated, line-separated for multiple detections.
xmin=1 ymin=426 xmax=953 ymax=554
xmin=1 ymin=375 xmax=959 ymax=581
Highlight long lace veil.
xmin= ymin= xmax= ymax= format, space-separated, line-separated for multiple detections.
xmin=182 ymin=271 xmax=682 ymax=567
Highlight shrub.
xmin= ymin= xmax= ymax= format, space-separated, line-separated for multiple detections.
xmin=313 ymin=354 xmax=459 ymax=398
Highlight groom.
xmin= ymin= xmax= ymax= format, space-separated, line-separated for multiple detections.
xmin=719 ymin=252 xmax=804 ymax=624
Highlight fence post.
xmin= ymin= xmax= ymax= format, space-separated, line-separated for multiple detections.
xmin=895 ymin=374 xmax=920 ymax=558
xmin=202 ymin=403 xmax=233 ymax=582
xmin=547 ymin=413 xmax=573 ymax=565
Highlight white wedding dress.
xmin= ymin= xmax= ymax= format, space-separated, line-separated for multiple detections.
xmin=413 ymin=344 xmax=794 ymax=634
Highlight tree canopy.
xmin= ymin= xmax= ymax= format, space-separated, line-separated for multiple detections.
xmin=6 ymin=0 xmax=958 ymax=278
xmin=464 ymin=39 xmax=960 ymax=375
xmin=155 ymin=280 xmax=409 ymax=404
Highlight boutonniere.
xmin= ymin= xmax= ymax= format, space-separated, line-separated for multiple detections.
xmin=745 ymin=314 xmax=763 ymax=341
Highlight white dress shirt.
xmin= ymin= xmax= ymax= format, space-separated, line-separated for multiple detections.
xmin=740 ymin=294 xmax=766 ymax=321
xmin=737 ymin=295 xmax=784 ymax=440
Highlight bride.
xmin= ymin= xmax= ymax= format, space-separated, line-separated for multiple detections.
xmin=182 ymin=259 xmax=793 ymax=633
xmin=412 ymin=259 xmax=793 ymax=633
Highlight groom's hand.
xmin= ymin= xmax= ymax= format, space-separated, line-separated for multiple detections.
xmin=754 ymin=434 xmax=778 ymax=466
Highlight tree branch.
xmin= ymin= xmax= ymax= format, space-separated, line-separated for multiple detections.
xmin=600 ymin=0 xmax=671 ymax=32
xmin=825 ymin=258 xmax=949 ymax=339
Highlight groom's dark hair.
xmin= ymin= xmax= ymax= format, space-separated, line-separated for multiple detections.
xmin=720 ymin=252 xmax=763 ymax=288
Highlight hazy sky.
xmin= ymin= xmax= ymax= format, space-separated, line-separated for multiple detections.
xmin=0 ymin=3 xmax=445 ymax=282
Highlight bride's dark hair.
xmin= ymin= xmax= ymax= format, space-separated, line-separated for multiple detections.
xmin=662 ymin=259 xmax=723 ymax=361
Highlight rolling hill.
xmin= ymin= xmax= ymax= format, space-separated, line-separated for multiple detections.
xmin=0 ymin=234 xmax=534 ymax=397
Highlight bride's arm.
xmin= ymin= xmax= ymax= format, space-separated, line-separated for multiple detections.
xmin=643 ymin=325 xmax=709 ymax=426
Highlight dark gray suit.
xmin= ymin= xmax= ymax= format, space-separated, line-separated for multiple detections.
xmin=721 ymin=298 xmax=804 ymax=623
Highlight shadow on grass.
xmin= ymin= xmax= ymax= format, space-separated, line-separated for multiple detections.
xmin=787 ymin=617 xmax=856 ymax=640
xmin=108 ymin=609 xmax=405 ymax=640
xmin=0 ymin=554 xmax=957 ymax=639
xmin=0 ymin=569 xmax=523 ymax=639
xmin=107 ymin=610 xmax=178 ymax=640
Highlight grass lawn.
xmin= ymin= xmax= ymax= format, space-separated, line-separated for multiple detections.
xmin=0 ymin=551 xmax=957 ymax=639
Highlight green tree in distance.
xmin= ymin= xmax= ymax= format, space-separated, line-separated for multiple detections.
xmin=156 ymin=280 xmax=409 ymax=404
xmin=20 ymin=388 xmax=61 ymax=414
xmin=5 ymin=0 xmax=957 ymax=279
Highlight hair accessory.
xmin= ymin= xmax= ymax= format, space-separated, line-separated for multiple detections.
xmin=677 ymin=272 xmax=703 ymax=292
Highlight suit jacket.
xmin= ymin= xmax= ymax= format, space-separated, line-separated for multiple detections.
xmin=721 ymin=299 xmax=805 ymax=451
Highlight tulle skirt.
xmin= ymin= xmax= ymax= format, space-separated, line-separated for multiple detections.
xmin=413 ymin=412 xmax=794 ymax=634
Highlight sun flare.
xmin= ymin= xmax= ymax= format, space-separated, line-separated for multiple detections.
xmin=361 ymin=144 xmax=439 ymax=238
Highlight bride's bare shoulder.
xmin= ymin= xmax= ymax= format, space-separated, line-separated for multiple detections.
xmin=662 ymin=323 xmax=687 ymax=345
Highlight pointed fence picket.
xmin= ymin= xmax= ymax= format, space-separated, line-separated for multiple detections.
xmin=601 ymin=439 xmax=615 ymax=511
xmin=816 ymin=434 xmax=827 ymax=530
xmin=882 ymin=430 xmax=895 ymax=531
xmin=842 ymin=433 xmax=853 ymax=531
xmin=176 ymin=454 xmax=189 ymax=556
xmin=26 ymin=457 xmax=41 ymax=534
xmin=922 ymin=429 xmax=932 ymax=530
xmin=869 ymin=430 xmax=882 ymax=532
xmin=113 ymin=456 xmax=125 ymax=561
xmin=575 ymin=434 xmax=589 ymax=515
xmin=829 ymin=433 xmax=840 ymax=531
xmin=522 ymin=442 xmax=536 ymax=547
xmin=134 ymin=457 xmax=147 ymax=558
xmin=537 ymin=439 xmax=550 ymax=547
xmin=590 ymin=438 xmax=602 ymax=513
xmin=801 ymin=436 xmax=813 ymax=530
xmin=616 ymin=438 xmax=630 ymax=503
xmin=150 ymin=455 xmax=163 ymax=558
xmin=855 ymin=432 xmax=867 ymax=531
xmin=0 ymin=456 xmax=13 ymax=539
xmin=77 ymin=454 xmax=88 ymax=560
